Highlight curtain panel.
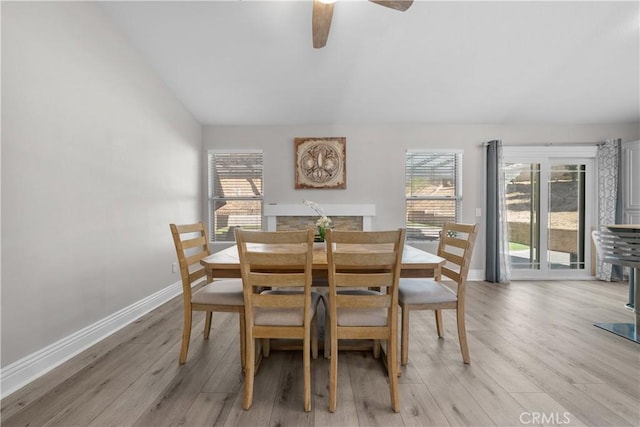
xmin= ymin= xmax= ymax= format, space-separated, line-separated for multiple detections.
xmin=595 ymin=138 xmax=623 ymax=281
xmin=485 ymin=140 xmax=511 ymax=283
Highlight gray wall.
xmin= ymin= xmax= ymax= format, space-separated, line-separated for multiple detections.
xmin=203 ymin=124 xmax=640 ymax=267
xmin=1 ymin=2 xmax=202 ymax=366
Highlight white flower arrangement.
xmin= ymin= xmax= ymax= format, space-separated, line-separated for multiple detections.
xmin=303 ymin=200 xmax=325 ymax=216
xmin=303 ymin=200 xmax=332 ymax=241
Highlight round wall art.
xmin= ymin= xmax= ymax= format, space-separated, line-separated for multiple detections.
xmin=294 ymin=137 xmax=346 ymax=189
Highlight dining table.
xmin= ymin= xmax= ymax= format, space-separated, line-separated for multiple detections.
xmin=594 ymin=224 xmax=640 ymax=343
xmin=200 ymin=243 xmax=446 ymax=283
xmin=200 ymin=242 xmax=446 ymax=367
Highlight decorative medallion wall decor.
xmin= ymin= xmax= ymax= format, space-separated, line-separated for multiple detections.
xmin=294 ymin=137 xmax=346 ymax=189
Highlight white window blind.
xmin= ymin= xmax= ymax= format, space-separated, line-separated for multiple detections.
xmin=208 ymin=151 xmax=263 ymax=242
xmin=405 ymin=150 xmax=462 ymax=241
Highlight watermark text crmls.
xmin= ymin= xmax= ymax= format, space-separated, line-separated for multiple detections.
xmin=520 ymin=412 xmax=572 ymax=425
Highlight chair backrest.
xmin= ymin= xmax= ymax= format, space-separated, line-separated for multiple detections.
xmin=326 ymin=229 xmax=406 ymax=326
xmin=234 ymin=228 xmax=315 ymax=326
xmin=592 ymin=228 xmax=640 ymax=268
xmin=170 ymin=223 xmax=211 ymax=295
xmin=437 ymin=222 xmax=478 ymax=293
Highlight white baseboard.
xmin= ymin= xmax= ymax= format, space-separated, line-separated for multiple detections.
xmin=468 ymin=269 xmax=484 ymax=281
xmin=0 ymin=281 xmax=182 ymax=399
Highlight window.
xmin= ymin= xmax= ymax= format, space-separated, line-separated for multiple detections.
xmin=208 ymin=151 xmax=263 ymax=242
xmin=405 ymin=150 xmax=462 ymax=241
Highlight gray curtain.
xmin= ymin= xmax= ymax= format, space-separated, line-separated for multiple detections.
xmin=485 ymin=140 xmax=511 ymax=283
xmin=595 ymin=138 xmax=623 ymax=281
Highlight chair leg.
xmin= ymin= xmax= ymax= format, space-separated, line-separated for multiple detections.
xmin=329 ymin=329 xmax=338 ymax=412
xmin=243 ymin=333 xmax=256 ymax=410
xmin=435 ymin=309 xmax=444 ymax=338
xmin=262 ymin=338 xmax=270 ymax=357
xmin=239 ymin=311 xmax=246 ymax=371
xmin=456 ymin=306 xmax=470 ymax=364
xmin=400 ymin=305 xmax=410 ymax=366
xmin=179 ymin=306 xmax=192 ymax=365
xmin=304 ymin=330 xmax=312 ymax=412
xmin=204 ymin=311 xmax=213 ymax=339
xmin=253 ymin=340 xmax=264 ymax=374
xmin=387 ymin=336 xmax=400 ymax=412
xmin=373 ymin=340 xmax=381 ymax=359
xmin=311 ymin=313 xmax=318 ymax=360
xmin=324 ymin=311 xmax=331 ymax=359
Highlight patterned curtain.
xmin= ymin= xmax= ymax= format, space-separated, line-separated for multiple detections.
xmin=595 ymin=138 xmax=623 ymax=281
xmin=485 ymin=140 xmax=511 ymax=283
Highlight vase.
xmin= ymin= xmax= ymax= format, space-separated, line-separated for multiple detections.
xmin=313 ymin=241 xmax=326 ymax=251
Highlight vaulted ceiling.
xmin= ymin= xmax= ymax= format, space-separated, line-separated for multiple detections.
xmin=100 ymin=1 xmax=639 ymax=126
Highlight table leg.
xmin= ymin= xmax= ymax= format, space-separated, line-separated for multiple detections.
xmin=626 ymin=267 xmax=635 ymax=310
xmin=594 ymin=267 xmax=639 ymax=343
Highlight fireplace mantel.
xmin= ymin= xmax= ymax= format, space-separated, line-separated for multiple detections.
xmin=264 ymin=204 xmax=376 ymax=231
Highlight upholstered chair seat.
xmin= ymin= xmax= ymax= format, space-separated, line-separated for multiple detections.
xmin=255 ymin=290 xmax=322 ymax=326
xmin=191 ymin=280 xmax=245 ymax=306
xmin=398 ymin=278 xmax=457 ymax=305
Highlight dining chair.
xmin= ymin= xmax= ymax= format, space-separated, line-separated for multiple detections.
xmin=235 ymin=228 xmax=320 ymax=412
xmin=398 ymin=222 xmax=478 ymax=365
xmin=169 ymin=223 xmax=245 ymax=367
xmin=324 ymin=228 xmax=406 ymax=413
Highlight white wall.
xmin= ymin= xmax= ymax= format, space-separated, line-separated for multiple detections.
xmin=1 ymin=2 xmax=202 ymax=367
xmin=203 ymin=124 xmax=640 ymax=269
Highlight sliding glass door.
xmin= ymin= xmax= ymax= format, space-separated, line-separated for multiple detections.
xmin=503 ymin=147 xmax=595 ymax=279
xmin=505 ymin=162 xmax=541 ymax=271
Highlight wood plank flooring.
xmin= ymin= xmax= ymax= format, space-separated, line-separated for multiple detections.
xmin=2 ymin=280 xmax=639 ymax=426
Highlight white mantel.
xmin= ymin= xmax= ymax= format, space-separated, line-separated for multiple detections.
xmin=264 ymin=204 xmax=376 ymax=231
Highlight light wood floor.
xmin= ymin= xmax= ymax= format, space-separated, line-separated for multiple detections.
xmin=2 ymin=280 xmax=639 ymax=426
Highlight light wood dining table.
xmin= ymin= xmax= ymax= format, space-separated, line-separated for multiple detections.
xmin=200 ymin=243 xmax=446 ymax=367
xmin=200 ymin=243 xmax=446 ymax=283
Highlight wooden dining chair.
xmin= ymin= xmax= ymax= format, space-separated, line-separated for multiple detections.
xmin=235 ymin=228 xmax=320 ymax=412
xmin=398 ymin=222 xmax=478 ymax=365
xmin=169 ymin=223 xmax=245 ymax=367
xmin=325 ymin=228 xmax=406 ymax=413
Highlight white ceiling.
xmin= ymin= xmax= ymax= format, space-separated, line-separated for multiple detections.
xmin=100 ymin=0 xmax=640 ymax=126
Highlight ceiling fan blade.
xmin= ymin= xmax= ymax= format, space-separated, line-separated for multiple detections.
xmin=312 ymin=0 xmax=334 ymax=49
xmin=369 ymin=1 xmax=413 ymax=12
